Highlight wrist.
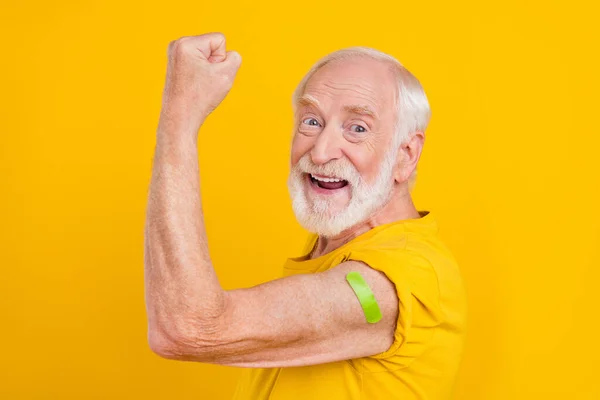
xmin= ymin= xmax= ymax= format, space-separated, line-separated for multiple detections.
xmin=156 ymin=126 xmax=198 ymax=149
xmin=157 ymin=109 xmax=205 ymax=140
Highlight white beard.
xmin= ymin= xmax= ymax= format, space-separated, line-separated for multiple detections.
xmin=287 ymin=147 xmax=397 ymax=238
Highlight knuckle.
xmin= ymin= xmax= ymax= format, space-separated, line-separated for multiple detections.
xmin=167 ymin=41 xmax=175 ymax=56
xmin=206 ymin=31 xmax=225 ymax=41
xmin=170 ymin=39 xmax=192 ymax=57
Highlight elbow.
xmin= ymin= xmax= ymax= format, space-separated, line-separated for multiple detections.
xmin=147 ymin=320 xmax=226 ymax=362
xmin=148 ymin=326 xmax=184 ymax=360
xmin=146 ymin=294 xmax=234 ymax=361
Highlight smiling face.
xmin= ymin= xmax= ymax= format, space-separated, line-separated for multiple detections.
xmin=287 ymin=56 xmax=400 ymax=237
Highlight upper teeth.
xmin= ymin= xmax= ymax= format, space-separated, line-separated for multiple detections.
xmin=312 ymin=174 xmax=342 ymax=183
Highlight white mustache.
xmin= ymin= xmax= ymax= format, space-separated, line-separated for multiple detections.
xmin=295 ymin=154 xmax=362 ymax=186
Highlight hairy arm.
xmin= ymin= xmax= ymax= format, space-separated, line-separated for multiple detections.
xmin=144 ymin=132 xmax=399 ymax=367
xmin=143 ymin=33 xmax=400 ymax=368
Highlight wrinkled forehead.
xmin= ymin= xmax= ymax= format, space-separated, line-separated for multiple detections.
xmin=299 ymin=57 xmax=398 ymax=115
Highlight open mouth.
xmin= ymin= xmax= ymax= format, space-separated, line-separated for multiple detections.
xmin=308 ymin=173 xmax=349 ymax=190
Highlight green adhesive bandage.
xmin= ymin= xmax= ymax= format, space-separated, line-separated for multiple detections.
xmin=345 ymin=271 xmax=382 ymax=324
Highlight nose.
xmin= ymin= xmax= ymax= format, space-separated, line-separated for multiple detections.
xmin=310 ymin=124 xmax=343 ymax=166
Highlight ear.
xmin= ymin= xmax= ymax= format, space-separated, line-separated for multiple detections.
xmin=393 ymin=131 xmax=425 ymax=184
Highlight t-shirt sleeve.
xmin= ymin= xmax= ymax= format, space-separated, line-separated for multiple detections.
xmin=346 ymin=244 xmax=444 ymax=368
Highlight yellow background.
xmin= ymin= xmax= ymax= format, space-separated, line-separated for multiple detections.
xmin=1 ymin=0 xmax=598 ymax=398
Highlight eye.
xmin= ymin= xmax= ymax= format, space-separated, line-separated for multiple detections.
xmin=350 ymin=124 xmax=367 ymax=133
xmin=302 ymin=117 xmax=321 ymax=127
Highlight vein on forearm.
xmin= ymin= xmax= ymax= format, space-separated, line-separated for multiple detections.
xmin=144 ymin=133 xmax=225 ymax=338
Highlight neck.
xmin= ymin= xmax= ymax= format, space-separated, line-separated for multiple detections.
xmin=310 ymin=184 xmax=421 ymax=259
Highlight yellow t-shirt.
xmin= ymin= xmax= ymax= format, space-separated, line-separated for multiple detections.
xmin=232 ymin=211 xmax=467 ymax=399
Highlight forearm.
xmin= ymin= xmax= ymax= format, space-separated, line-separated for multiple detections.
xmin=144 ymin=125 xmax=225 ymax=346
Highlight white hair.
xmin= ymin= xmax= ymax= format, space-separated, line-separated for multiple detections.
xmin=291 ymin=47 xmax=431 ymax=189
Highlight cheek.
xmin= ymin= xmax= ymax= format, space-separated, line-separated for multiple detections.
xmin=344 ymin=149 xmax=380 ymax=182
xmin=290 ymin=134 xmax=315 ymax=166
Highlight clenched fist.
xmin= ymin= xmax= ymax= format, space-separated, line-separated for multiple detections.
xmin=158 ymin=33 xmax=242 ymax=136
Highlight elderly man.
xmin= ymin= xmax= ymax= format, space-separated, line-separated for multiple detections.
xmin=144 ymin=33 xmax=467 ymax=399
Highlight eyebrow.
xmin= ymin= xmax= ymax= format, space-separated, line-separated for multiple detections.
xmin=343 ymin=104 xmax=377 ymax=119
xmin=296 ymin=95 xmax=378 ymax=119
xmin=297 ymin=94 xmax=321 ymax=110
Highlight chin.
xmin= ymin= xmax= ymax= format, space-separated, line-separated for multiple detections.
xmin=291 ymin=201 xmax=360 ymax=238
xmin=288 ymin=167 xmax=391 ymax=238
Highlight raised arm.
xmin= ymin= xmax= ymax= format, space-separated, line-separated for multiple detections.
xmin=144 ymin=33 xmax=400 ymax=368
